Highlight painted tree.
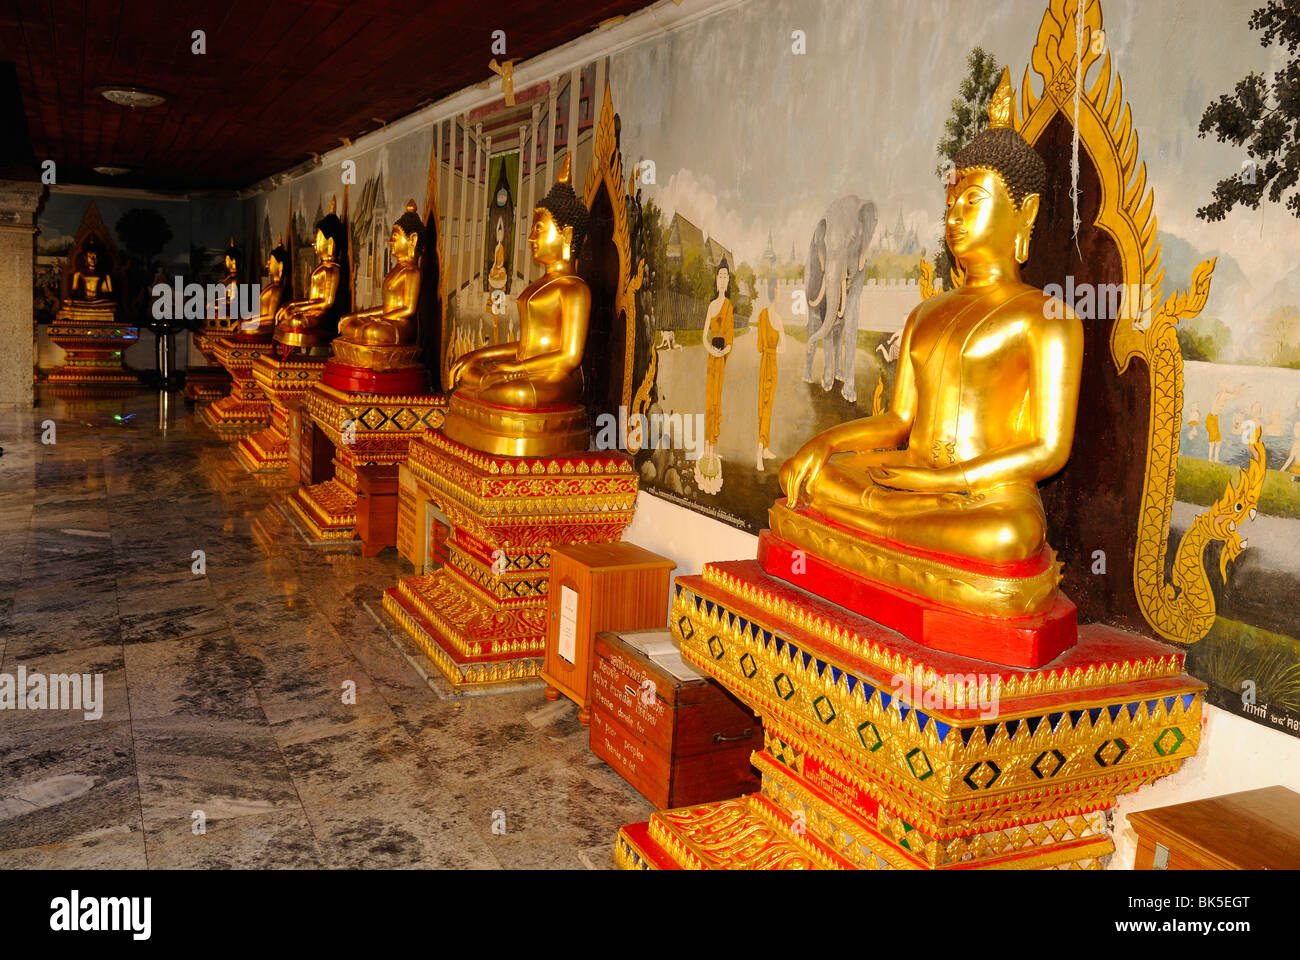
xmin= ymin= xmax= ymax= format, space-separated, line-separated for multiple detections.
xmin=933 ymin=47 xmax=1004 ymax=285
xmin=1197 ymin=1 xmax=1300 ymax=221
xmin=935 ymin=47 xmax=1004 ymax=178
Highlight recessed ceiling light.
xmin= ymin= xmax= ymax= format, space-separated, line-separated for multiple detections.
xmin=93 ymin=165 xmax=132 ymax=176
xmin=98 ymin=86 xmax=166 ymax=108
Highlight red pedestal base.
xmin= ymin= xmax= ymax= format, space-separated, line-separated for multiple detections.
xmin=321 ymin=360 xmax=428 ymax=394
xmin=758 ymin=529 xmax=1077 ymax=669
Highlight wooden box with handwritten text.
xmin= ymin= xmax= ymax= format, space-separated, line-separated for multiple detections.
xmin=590 ymin=630 xmax=760 ymax=809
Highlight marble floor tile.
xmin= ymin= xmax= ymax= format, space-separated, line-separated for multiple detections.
xmin=0 ymin=720 xmax=142 ymax=852
xmin=144 ymin=808 xmax=324 ymax=870
xmin=131 ymin=716 xmax=302 ymax=836
xmin=122 ymin=633 xmax=264 ymax=722
xmin=0 ymin=643 xmax=129 ymax=731
xmin=0 ymin=827 xmax=149 ymax=870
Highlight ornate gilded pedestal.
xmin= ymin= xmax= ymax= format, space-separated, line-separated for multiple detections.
xmin=382 ymin=429 xmax=637 ymax=686
xmin=201 ymin=334 xmax=275 ymax=436
xmin=235 ymin=351 xmax=328 ymax=475
xmin=183 ymin=329 xmax=233 ymax=403
xmin=617 ymin=561 xmax=1202 ymax=870
xmin=46 ymin=314 xmax=139 ymax=395
xmin=286 ymin=364 xmax=445 ymax=541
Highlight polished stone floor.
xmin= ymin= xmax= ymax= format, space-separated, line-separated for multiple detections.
xmin=0 ymin=388 xmax=653 ymax=869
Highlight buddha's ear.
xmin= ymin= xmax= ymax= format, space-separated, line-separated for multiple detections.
xmin=1019 ymin=193 xmax=1041 ymax=232
xmin=561 ymin=224 xmax=573 ymax=259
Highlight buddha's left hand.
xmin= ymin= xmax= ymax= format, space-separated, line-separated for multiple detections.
xmin=867 ymin=464 xmax=968 ymax=494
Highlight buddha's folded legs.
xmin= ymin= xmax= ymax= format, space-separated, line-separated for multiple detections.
xmin=807 ymin=460 xmax=1047 ymax=563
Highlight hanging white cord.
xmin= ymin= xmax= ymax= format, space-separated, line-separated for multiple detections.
xmin=1071 ymin=0 xmax=1084 ymax=240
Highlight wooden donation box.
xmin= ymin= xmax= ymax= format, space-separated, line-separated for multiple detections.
xmin=355 ymin=464 xmax=400 ymax=558
xmin=288 ymin=401 xmax=333 ymax=487
xmin=591 ymin=630 xmax=760 ymax=809
xmin=1129 ymin=786 xmax=1300 ymax=870
xmin=542 ymin=543 xmax=676 ymax=724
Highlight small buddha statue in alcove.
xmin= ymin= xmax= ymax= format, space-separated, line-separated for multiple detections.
xmin=329 ymin=201 xmax=424 ymax=370
xmin=777 ymin=71 xmax=1084 ymax=618
xmin=449 ymin=154 xmax=589 ymax=409
xmin=63 ymin=240 xmax=116 ymax=318
xmin=241 ymin=236 xmax=288 ymax=339
xmin=442 ymin=154 xmax=591 ymax=456
xmin=274 ymin=199 xmax=345 ymax=353
xmin=205 ymin=238 xmax=242 ymax=332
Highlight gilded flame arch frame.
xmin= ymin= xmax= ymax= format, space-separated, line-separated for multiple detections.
xmin=583 ymin=80 xmax=645 ymax=423
xmin=1011 ymin=0 xmax=1264 ymax=644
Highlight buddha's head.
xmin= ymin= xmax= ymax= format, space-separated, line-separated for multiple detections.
xmin=266 ymin=235 xmax=288 ymax=283
xmin=715 ymin=259 xmax=730 ymax=297
xmin=389 ymin=200 xmax=424 ymax=265
xmin=223 ymin=238 xmax=242 ymax=278
xmin=531 ymin=153 xmax=588 ymax=266
xmin=314 ymin=197 xmax=345 ymax=262
xmin=81 ymin=240 xmax=104 ymax=274
xmin=946 ymin=69 xmax=1046 ymax=268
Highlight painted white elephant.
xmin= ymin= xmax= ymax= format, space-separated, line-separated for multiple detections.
xmin=803 ymin=195 xmax=877 ymax=402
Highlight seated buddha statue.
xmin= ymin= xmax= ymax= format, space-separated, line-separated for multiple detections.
xmin=205 ymin=238 xmax=242 ymax=334
xmin=239 ymin=236 xmax=288 ymax=339
xmin=442 ymin=153 xmax=591 ymax=457
xmin=274 ymin=199 xmax=345 ymax=353
xmin=60 ymin=240 xmax=116 ymax=319
xmin=776 ymin=74 xmax=1083 ymax=620
xmin=330 ymin=201 xmax=423 ymax=369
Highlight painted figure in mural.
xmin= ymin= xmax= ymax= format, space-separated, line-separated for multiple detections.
xmin=702 ymin=258 xmax=734 ymax=469
xmin=781 ymin=73 xmax=1084 ymax=567
xmin=448 ymin=154 xmax=589 ymax=408
xmin=274 ymin=198 xmax=345 ymax=352
xmin=1185 ymin=401 xmax=1203 ymax=440
xmin=802 ymin=195 xmax=877 ymax=403
xmin=243 ymin=236 xmax=288 ymax=338
xmin=1264 ymin=408 xmax=1283 ymax=437
xmin=1206 ymin=380 xmax=1243 ymax=463
xmin=336 ymin=201 xmax=423 ymax=350
xmin=1283 ymin=422 xmax=1300 ymax=482
xmin=69 ymin=240 xmax=115 ymax=307
xmin=754 ymin=276 xmax=784 ymax=471
xmin=488 ymin=216 xmax=509 ymax=343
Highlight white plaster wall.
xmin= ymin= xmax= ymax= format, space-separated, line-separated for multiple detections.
xmin=1111 ymin=704 xmax=1300 ymax=868
xmin=623 ymin=490 xmax=1300 ymax=869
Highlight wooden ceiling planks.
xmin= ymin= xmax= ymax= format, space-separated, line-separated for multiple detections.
xmin=5 ymin=0 xmax=652 ymax=190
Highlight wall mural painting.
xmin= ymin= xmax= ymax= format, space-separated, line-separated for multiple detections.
xmin=610 ymin=0 xmax=1300 ymax=740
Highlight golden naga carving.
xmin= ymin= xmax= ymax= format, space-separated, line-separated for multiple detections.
xmin=1015 ymin=0 xmax=1266 ymax=643
xmin=442 ymin=153 xmax=591 ymax=457
xmin=779 ymin=69 xmax=1084 ymax=615
xmin=274 ymin=197 xmax=345 ymax=352
xmin=241 ymin=235 xmax=287 ymax=338
xmin=331 ymin=200 xmax=424 ymax=370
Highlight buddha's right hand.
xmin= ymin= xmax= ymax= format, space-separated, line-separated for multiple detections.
xmin=780 ymin=437 xmax=832 ymax=506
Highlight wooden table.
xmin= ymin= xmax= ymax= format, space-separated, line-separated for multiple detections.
xmin=1129 ymin=785 xmax=1300 ymax=869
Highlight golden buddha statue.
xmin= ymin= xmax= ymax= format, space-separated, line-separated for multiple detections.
xmin=205 ymin=238 xmax=242 ymax=333
xmin=60 ymin=240 xmax=117 ymax=320
xmin=330 ymin=201 xmax=424 ymax=370
xmin=442 ymin=153 xmax=591 ymax=457
xmin=775 ymin=72 xmax=1083 ymax=619
xmin=240 ymin=236 xmax=288 ymax=339
xmin=274 ymin=199 xmax=345 ymax=352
